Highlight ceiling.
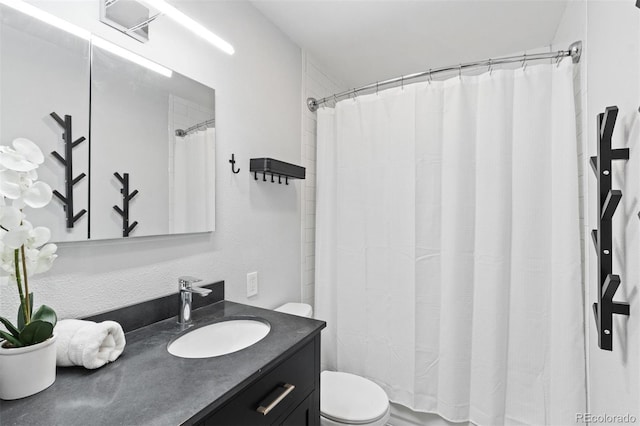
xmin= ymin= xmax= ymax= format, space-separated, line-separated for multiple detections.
xmin=251 ymin=0 xmax=570 ymax=89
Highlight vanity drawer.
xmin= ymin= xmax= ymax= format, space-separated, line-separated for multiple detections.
xmin=197 ymin=337 xmax=317 ymax=426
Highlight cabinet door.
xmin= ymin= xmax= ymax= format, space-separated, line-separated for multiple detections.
xmin=280 ymin=393 xmax=319 ymax=426
xmin=199 ymin=340 xmax=315 ymax=425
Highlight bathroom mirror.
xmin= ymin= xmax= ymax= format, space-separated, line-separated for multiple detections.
xmin=0 ymin=5 xmax=91 ymax=242
xmin=0 ymin=4 xmax=216 ymax=241
xmin=90 ymin=46 xmax=216 ymax=240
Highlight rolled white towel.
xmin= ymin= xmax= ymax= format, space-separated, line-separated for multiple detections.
xmin=55 ymin=319 xmax=126 ymax=369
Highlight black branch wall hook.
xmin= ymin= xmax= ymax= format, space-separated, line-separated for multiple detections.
xmin=590 ymin=106 xmax=631 ymax=351
xmin=113 ymin=172 xmax=139 ymax=237
xmin=50 ymin=112 xmax=87 ymax=228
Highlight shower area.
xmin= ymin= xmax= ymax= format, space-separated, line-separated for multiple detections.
xmin=299 ymin=2 xmax=640 ymax=425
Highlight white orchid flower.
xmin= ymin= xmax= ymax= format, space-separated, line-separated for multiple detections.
xmin=22 ymin=181 xmax=52 ymax=209
xmin=1 ymin=220 xmax=52 ymax=250
xmin=0 ymin=138 xmax=44 ymax=173
xmin=22 ymin=244 xmax=57 ymax=275
xmin=0 ymin=206 xmax=23 ymax=231
xmin=0 ymin=240 xmax=15 ymax=277
xmin=26 ymin=226 xmax=51 ymax=249
xmin=2 ymin=223 xmax=30 ymax=249
xmin=0 ymin=147 xmax=37 ymax=172
xmin=0 ymin=169 xmax=22 ymax=199
xmin=31 ymin=243 xmax=57 ymax=274
xmin=12 ymin=138 xmax=44 ymax=166
xmin=0 ymin=139 xmax=52 ymax=209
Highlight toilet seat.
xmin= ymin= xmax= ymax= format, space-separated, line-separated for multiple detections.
xmin=320 ymin=371 xmax=389 ymax=425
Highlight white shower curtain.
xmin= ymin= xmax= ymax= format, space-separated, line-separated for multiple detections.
xmin=172 ymin=127 xmax=216 ymax=233
xmin=315 ymin=60 xmax=586 ymax=425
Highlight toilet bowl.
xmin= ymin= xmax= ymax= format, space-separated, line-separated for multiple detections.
xmin=275 ymin=303 xmax=391 ymax=426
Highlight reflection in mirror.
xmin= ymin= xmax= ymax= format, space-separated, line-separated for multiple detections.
xmin=90 ymin=46 xmax=215 ymax=239
xmin=0 ymin=4 xmax=90 ymax=242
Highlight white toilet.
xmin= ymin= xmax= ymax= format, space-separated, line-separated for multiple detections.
xmin=275 ymin=303 xmax=391 ymax=426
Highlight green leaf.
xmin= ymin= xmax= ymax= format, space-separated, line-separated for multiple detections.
xmin=19 ymin=320 xmax=53 ymax=346
xmin=17 ymin=293 xmax=33 ymax=331
xmin=0 ymin=316 xmax=20 ymax=338
xmin=0 ymin=330 xmax=22 ymax=348
xmin=31 ymin=305 xmax=57 ymax=328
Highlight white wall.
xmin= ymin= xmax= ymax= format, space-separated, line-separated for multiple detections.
xmin=0 ymin=7 xmax=90 ymax=242
xmin=586 ymin=1 xmax=640 ymax=421
xmin=0 ymin=0 xmax=304 ymax=319
xmin=553 ymin=0 xmax=639 ymax=422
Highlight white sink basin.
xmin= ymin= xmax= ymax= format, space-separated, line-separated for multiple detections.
xmin=168 ymin=319 xmax=271 ymax=358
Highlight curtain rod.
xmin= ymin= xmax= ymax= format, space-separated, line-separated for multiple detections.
xmin=175 ymin=118 xmax=215 ymax=137
xmin=306 ymin=41 xmax=582 ymax=112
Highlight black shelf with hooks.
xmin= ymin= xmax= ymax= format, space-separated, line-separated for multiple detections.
xmin=590 ymin=106 xmax=630 ymax=351
xmin=250 ymin=158 xmax=305 ymax=185
xmin=50 ymin=112 xmax=87 ymax=229
xmin=113 ymin=172 xmax=139 ymax=237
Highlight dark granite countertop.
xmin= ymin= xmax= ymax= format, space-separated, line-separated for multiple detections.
xmin=0 ymin=301 xmax=326 ymax=426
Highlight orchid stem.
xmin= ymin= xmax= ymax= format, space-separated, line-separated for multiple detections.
xmin=13 ymin=249 xmax=28 ymax=326
xmin=20 ymin=246 xmax=31 ymax=324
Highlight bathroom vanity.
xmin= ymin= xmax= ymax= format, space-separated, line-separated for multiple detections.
xmin=0 ymin=285 xmax=326 ymax=426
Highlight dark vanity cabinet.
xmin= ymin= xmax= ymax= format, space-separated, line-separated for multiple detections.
xmin=193 ymin=334 xmax=321 ymax=426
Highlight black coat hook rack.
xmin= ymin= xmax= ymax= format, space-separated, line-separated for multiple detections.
xmin=50 ymin=112 xmax=87 ymax=228
xmin=113 ymin=172 xmax=139 ymax=238
xmin=590 ymin=106 xmax=630 ymax=351
xmin=229 ymin=154 xmax=241 ymax=174
xmin=250 ymin=158 xmax=305 ymax=185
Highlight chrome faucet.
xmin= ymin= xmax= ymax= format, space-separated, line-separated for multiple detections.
xmin=178 ymin=276 xmax=212 ymax=326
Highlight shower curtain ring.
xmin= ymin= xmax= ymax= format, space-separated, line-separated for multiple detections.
xmin=522 ymin=53 xmax=527 ymax=72
xmin=401 ymin=75 xmax=404 ymax=90
xmin=428 ymin=69 xmax=433 ymax=85
xmin=488 ymin=59 xmax=493 ymax=75
xmin=458 ymin=64 xmax=462 ymax=79
xmin=376 ymin=81 xmax=379 ymax=95
xmin=334 ymin=94 xmax=338 ymax=106
xmin=556 ymin=52 xmax=563 ymax=67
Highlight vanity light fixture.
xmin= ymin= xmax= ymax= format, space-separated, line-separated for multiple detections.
xmin=143 ymin=0 xmax=235 ymax=55
xmin=0 ymin=0 xmax=91 ymax=40
xmin=91 ymin=36 xmax=172 ymax=77
xmin=0 ymin=0 xmax=172 ymax=78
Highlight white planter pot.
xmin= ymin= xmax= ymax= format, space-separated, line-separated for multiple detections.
xmin=0 ymin=334 xmax=57 ymax=400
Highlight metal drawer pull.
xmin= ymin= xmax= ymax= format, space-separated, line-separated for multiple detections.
xmin=256 ymin=383 xmax=296 ymax=415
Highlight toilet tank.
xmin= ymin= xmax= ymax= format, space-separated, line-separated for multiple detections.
xmin=274 ymin=303 xmax=313 ymax=318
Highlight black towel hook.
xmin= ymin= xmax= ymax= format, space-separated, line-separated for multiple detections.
xmin=229 ymin=154 xmax=241 ymax=174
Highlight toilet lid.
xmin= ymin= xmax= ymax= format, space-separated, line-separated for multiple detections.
xmin=321 ymin=371 xmax=389 ymax=425
xmin=274 ymin=303 xmax=313 ymax=318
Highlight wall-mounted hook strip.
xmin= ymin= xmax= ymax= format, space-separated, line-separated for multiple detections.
xmin=112 ymin=172 xmax=139 ymax=237
xmin=229 ymin=153 xmax=241 ymax=174
xmin=590 ymin=106 xmax=630 ymax=351
xmin=249 ymin=158 xmax=305 ymax=186
xmin=50 ymin=112 xmax=87 ymax=228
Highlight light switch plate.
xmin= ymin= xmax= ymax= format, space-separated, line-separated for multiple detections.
xmin=247 ymin=272 xmax=258 ymax=297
